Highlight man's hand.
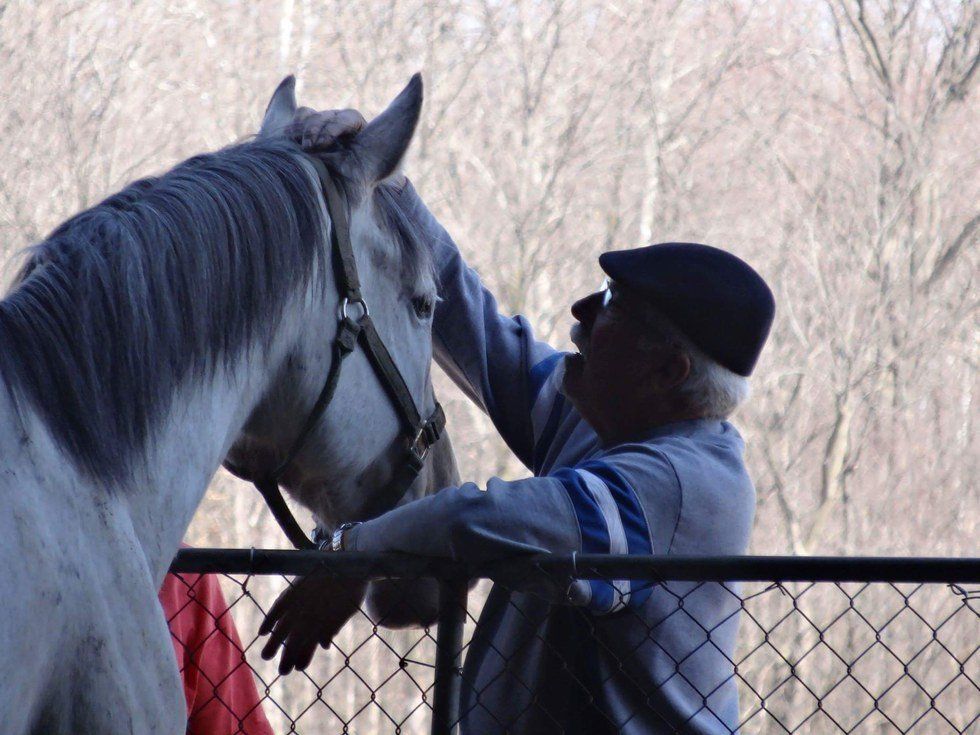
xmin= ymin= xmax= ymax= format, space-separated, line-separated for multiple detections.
xmin=288 ymin=106 xmax=410 ymax=189
xmin=259 ymin=572 xmax=368 ymax=675
xmin=287 ymin=107 xmax=366 ymax=151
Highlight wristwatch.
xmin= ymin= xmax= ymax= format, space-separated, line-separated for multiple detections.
xmin=330 ymin=521 xmax=361 ymax=552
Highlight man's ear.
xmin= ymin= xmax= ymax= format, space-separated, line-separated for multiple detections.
xmin=259 ymin=76 xmax=297 ymax=138
xmin=646 ymin=349 xmax=691 ymax=393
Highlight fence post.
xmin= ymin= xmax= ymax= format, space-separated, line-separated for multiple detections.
xmin=430 ymin=576 xmax=468 ymax=735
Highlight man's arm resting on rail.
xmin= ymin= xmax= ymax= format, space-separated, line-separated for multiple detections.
xmin=259 ymin=474 xmax=584 ymax=675
xmin=346 ymin=474 xmax=581 ymax=563
xmin=258 ymin=449 xmax=674 ymax=675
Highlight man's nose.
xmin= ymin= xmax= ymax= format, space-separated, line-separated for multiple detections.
xmin=571 ymin=291 xmax=604 ymax=323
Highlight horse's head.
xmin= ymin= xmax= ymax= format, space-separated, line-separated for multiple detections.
xmin=227 ymin=78 xmax=459 ymax=607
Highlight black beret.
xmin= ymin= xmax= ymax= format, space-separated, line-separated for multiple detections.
xmin=598 ymin=242 xmax=775 ymax=377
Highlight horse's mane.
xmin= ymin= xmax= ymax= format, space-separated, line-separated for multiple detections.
xmin=0 ymin=138 xmax=333 ymax=483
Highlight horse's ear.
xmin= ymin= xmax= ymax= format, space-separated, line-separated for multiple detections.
xmin=351 ymin=74 xmax=422 ymax=184
xmin=260 ymin=75 xmax=297 ymax=138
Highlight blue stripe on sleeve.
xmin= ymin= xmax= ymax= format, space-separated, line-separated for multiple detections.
xmin=587 ymin=579 xmax=614 ymax=614
xmin=528 ymin=352 xmax=567 ymax=474
xmin=578 ymin=461 xmax=653 ymax=554
xmin=528 ymin=352 xmax=565 ymax=404
xmin=532 ymin=397 xmax=565 ymax=474
xmin=577 ymin=460 xmax=656 ymax=609
xmin=551 ymin=468 xmax=610 ymax=554
xmin=552 ymin=468 xmax=618 ymax=614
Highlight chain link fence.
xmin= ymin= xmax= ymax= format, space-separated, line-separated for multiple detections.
xmin=167 ymin=550 xmax=980 ymax=734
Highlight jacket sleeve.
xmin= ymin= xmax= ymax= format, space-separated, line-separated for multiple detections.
xmin=346 ymin=446 xmax=679 ymax=614
xmin=395 ymin=181 xmax=567 ymax=471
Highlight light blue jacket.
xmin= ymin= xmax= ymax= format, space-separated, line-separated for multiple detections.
xmin=346 ymin=183 xmax=756 ymax=734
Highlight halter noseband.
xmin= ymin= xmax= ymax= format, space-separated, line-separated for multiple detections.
xmin=222 ymin=153 xmax=445 ymax=550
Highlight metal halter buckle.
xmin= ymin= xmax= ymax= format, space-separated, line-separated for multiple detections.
xmin=408 ymin=425 xmax=431 ymax=464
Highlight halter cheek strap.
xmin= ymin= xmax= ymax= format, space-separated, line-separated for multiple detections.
xmin=222 ymin=152 xmax=445 ymax=550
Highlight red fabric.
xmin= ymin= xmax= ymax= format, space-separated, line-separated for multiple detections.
xmin=159 ymin=571 xmax=274 ymax=735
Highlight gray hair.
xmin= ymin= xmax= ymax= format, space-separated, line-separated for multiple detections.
xmin=636 ymin=306 xmax=750 ymax=419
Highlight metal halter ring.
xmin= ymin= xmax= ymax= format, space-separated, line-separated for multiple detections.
xmin=340 ymin=296 xmax=370 ymax=321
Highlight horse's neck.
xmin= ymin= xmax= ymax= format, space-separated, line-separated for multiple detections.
xmin=128 ymin=290 xmax=323 ymax=581
xmin=120 ymin=356 xmax=270 ymax=582
xmin=5 ymin=325 xmax=302 ymax=587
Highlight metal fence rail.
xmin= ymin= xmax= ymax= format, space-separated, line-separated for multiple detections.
xmin=168 ymin=551 xmax=980 ymax=734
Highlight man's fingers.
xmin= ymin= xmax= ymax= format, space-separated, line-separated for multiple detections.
xmin=313 ymin=118 xmax=337 ymax=148
xmin=259 ymin=577 xmax=366 ymax=674
xmin=336 ymin=108 xmax=367 ymax=129
xmin=321 ymin=109 xmax=366 ymax=141
xmin=317 ymin=623 xmax=338 ymax=649
xmin=319 ymin=109 xmax=366 ymax=144
xmin=289 ymin=108 xmax=367 ymax=151
xmin=292 ymin=644 xmax=317 ymax=674
xmin=284 ymin=633 xmax=320 ymax=674
xmin=291 ymin=107 xmax=316 ymax=128
xmin=261 ymin=615 xmax=295 ymax=661
xmin=285 ymin=107 xmax=316 ymax=142
xmin=261 ymin=632 xmax=282 ymax=662
xmin=314 ymin=614 xmax=347 ymax=650
xmin=258 ymin=606 xmax=281 ymax=637
xmin=302 ymin=120 xmax=322 ymax=150
xmin=277 ymin=624 xmax=326 ymax=675
xmin=259 ymin=584 xmax=298 ymax=636
xmin=287 ymin=107 xmax=367 ymax=151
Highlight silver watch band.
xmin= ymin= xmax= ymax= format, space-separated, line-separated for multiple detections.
xmin=330 ymin=522 xmax=361 ymax=552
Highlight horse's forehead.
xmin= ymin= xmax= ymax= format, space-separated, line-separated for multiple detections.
xmin=350 ymin=192 xmax=434 ymax=294
xmin=349 ymin=203 xmax=396 ymax=269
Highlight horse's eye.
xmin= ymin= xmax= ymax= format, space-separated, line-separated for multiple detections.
xmin=412 ymin=295 xmax=434 ymax=320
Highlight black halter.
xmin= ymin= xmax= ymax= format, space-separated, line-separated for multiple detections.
xmin=222 ymin=154 xmax=445 ymax=550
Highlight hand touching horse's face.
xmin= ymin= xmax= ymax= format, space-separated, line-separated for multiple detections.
xmin=227 ymin=76 xmax=446 ymax=534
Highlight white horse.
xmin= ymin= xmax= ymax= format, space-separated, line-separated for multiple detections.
xmin=0 ymin=75 xmax=454 ymax=734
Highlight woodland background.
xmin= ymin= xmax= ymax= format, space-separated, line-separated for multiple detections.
xmin=1 ymin=1 xmax=976 ymax=731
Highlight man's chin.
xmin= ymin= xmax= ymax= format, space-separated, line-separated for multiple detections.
xmin=561 ymin=353 xmax=587 ymax=401
xmin=561 ymin=357 xmax=603 ymax=435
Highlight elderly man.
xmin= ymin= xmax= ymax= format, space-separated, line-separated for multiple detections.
xmin=261 ymin=108 xmax=775 ymax=734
